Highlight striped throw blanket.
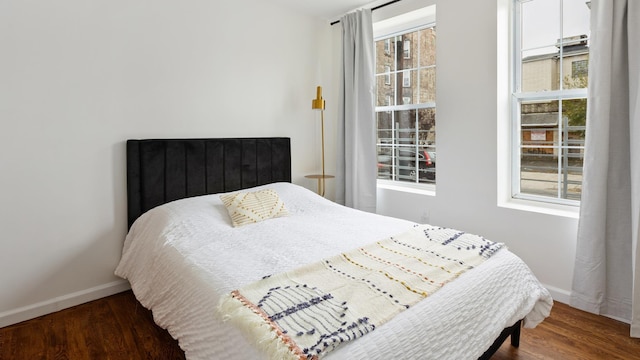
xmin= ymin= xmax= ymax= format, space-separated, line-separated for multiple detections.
xmin=217 ymin=224 xmax=504 ymax=359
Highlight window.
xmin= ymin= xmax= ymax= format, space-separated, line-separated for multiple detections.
xmin=375 ymin=23 xmax=436 ymax=186
xmin=402 ymin=70 xmax=411 ymax=87
xmin=512 ymin=0 xmax=590 ymax=204
xmin=572 ymin=59 xmax=588 ymax=78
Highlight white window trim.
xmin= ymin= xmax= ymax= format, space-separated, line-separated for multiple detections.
xmin=496 ymin=0 xmax=579 ymax=218
xmin=377 ymin=179 xmax=436 ymax=196
xmin=373 ymin=4 xmax=436 ymax=38
xmin=374 ymin=5 xmax=437 ymax=194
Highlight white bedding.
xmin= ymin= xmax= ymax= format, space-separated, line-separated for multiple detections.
xmin=115 ymin=182 xmax=552 ymax=360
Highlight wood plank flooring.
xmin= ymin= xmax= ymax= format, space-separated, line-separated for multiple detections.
xmin=494 ymin=300 xmax=640 ymax=360
xmin=0 ymin=291 xmax=184 ymax=360
xmin=1 ymin=290 xmax=639 ymax=359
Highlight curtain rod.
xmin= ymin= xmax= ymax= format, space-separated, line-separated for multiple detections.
xmin=330 ymin=0 xmax=402 ymax=26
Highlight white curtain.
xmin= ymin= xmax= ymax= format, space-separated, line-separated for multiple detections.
xmin=336 ymin=9 xmax=377 ymax=212
xmin=570 ymin=0 xmax=640 ymax=337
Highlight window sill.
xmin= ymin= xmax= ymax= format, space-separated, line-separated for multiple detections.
xmin=498 ymin=197 xmax=579 ymax=219
xmin=377 ymin=180 xmax=436 ymax=196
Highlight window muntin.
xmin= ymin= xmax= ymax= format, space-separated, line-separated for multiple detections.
xmin=513 ymin=0 xmax=589 ymax=203
xmin=375 ymin=25 xmax=436 ymax=185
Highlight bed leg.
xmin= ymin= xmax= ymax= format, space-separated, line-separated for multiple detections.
xmin=477 ymin=319 xmax=523 ymax=360
xmin=510 ymin=319 xmax=522 ymax=347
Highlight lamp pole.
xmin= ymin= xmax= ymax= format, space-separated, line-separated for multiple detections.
xmin=308 ymin=86 xmax=333 ymax=197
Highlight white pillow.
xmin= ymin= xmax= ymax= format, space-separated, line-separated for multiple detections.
xmin=220 ymin=189 xmax=288 ymax=227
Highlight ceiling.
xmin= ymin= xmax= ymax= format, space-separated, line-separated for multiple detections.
xmin=267 ymin=0 xmax=384 ymax=22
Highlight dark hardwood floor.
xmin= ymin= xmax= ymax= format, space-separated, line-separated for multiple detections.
xmin=0 ymin=291 xmax=184 ymax=360
xmin=1 ymin=290 xmax=639 ymax=359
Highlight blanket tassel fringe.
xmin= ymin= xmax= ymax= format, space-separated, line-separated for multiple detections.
xmin=217 ymin=292 xmax=308 ymax=360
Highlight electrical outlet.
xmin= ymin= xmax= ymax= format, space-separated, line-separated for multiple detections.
xmin=420 ymin=210 xmax=430 ymax=224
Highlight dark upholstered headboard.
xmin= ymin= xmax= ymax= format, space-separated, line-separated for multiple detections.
xmin=126 ymin=138 xmax=292 ymax=228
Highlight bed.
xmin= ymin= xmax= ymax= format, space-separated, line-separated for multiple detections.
xmin=116 ymin=137 xmax=552 ymax=360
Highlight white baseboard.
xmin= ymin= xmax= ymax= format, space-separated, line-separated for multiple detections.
xmin=542 ymin=283 xmax=571 ymax=305
xmin=543 ymin=284 xmax=633 ymax=324
xmin=0 ymin=280 xmax=131 ymax=328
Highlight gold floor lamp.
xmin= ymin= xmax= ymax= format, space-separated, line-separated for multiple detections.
xmin=305 ymin=86 xmax=334 ymax=196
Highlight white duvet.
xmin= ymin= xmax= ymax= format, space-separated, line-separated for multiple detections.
xmin=115 ymin=182 xmax=552 ymax=360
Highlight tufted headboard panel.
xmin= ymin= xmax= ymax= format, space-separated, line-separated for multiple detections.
xmin=126 ymin=137 xmax=291 ymax=228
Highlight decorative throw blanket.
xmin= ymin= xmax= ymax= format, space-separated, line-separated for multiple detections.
xmin=217 ymin=224 xmax=504 ymax=360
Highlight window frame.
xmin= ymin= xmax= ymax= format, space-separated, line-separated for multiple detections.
xmin=375 ymin=22 xmax=436 ymax=191
xmin=510 ymin=0 xmax=589 ymax=207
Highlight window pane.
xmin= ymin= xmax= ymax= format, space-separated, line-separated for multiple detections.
xmin=518 ymin=97 xmax=585 ymax=200
xmin=418 ymin=108 xmax=436 ymax=183
xmin=376 ymin=74 xmax=395 ymax=106
xmin=520 ymin=100 xmax=559 ymax=150
xmin=401 ymin=70 xmax=417 ymax=103
xmin=520 ymin=150 xmax=582 ymax=200
xmin=419 ymin=67 xmax=436 ymax=103
xmin=399 ymin=35 xmax=416 ymax=70
xmin=377 ymin=145 xmax=393 ymax=180
xmin=419 ymin=27 xmax=436 ymax=67
xmin=562 ymin=98 xmax=587 ymax=134
xmin=561 ymin=98 xmax=586 ymax=200
xmin=418 ymin=108 xmax=436 ymax=146
xmin=560 ymin=159 xmax=582 ymax=200
xmin=395 ymin=109 xmax=415 ymax=144
xmin=559 ymin=30 xmax=589 ymax=90
xmin=392 ymin=145 xmax=434 ymax=183
xmin=520 ymin=99 xmax=559 ymax=196
xmin=396 ymin=145 xmax=415 ymax=182
xmin=375 ymin=38 xmax=396 ymax=73
xmin=377 ymin=112 xmax=393 ymax=145
xmin=521 ymin=0 xmax=560 ymax=50
xmin=564 ymin=56 xmax=589 ymax=89
xmin=520 ymin=0 xmax=590 ymax=92
xmin=520 ymin=162 xmax=560 ymax=198
xmin=521 ymin=47 xmax=560 ymax=92
xmin=377 ymin=112 xmax=394 ymax=180
xmin=562 ymin=0 xmax=591 ymax=41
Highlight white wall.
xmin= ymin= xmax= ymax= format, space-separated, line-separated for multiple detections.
xmin=0 ymin=0 xmax=334 ymax=326
xmin=368 ymin=0 xmax=578 ymax=302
